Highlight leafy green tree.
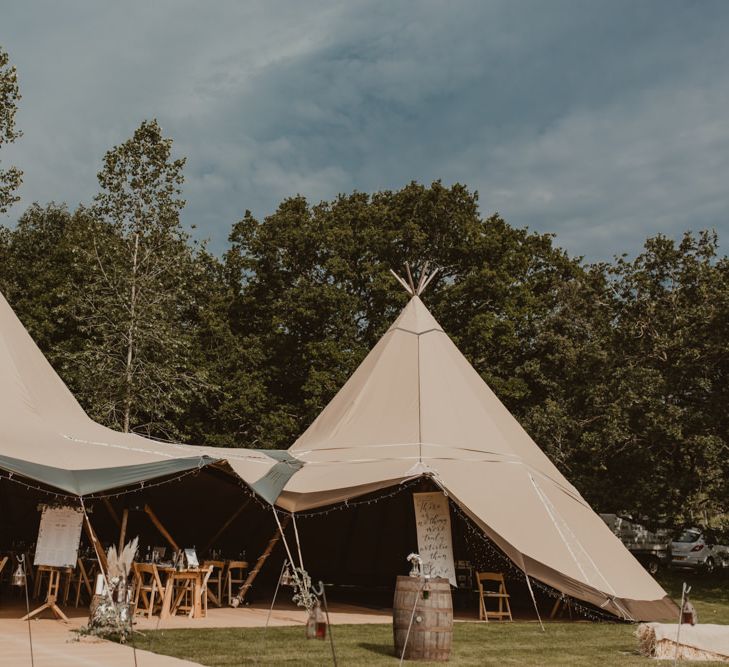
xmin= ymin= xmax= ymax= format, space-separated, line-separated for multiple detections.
xmin=0 ymin=45 xmax=22 ymax=213
xmin=178 ymin=249 xmax=268 ymax=448
xmin=77 ymin=119 xmax=208 ymax=437
xmin=527 ymin=231 xmax=729 ymax=531
xmin=603 ymin=232 xmax=729 ymax=529
xmin=0 ymin=204 xmax=87 ymax=349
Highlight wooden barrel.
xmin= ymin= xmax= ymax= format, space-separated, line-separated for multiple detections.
xmin=393 ymin=575 xmax=453 ymax=661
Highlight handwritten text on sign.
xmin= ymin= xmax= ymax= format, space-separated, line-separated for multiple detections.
xmin=413 ymin=491 xmax=456 ymax=586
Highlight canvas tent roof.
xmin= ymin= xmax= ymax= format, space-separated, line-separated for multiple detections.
xmin=0 ymin=290 xmax=300 ymax=500
xmin=279 ymin=294 xmax=677 ymax=621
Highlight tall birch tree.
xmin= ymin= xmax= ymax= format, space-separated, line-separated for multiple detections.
xmin=78 ymin=119 xmax=206 ymax=436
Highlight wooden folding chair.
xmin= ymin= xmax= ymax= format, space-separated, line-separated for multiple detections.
xmin=171 ymin=572 xmax=197 ymax=617
xmin=66 ymin=559 xmax=97 ymax=607
xmin=202 ymin=560 xmax=225 ymax=608
xmin=477 ymin=572 xmax=512 ymax=622
xmin=224 ymin=560 xmax=248 ymax=605
xmin=201 ymin=564 xmax=215 ymax=616
xmin=132 ymin=562 xmax=164 ymax=618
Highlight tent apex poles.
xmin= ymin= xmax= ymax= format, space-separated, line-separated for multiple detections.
xmin=391 ymin=263 xmax=438 ymax=297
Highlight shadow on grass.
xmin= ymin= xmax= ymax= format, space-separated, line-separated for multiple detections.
xmin=359 ymin=642 xmax=397 ymax=658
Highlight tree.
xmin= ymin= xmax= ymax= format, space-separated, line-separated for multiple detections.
xmin=601 ymin=232 xmax=729 ymax=529
xmin=0 ymin=45 xmax=22 ymax=213
xmin=0 ymin=204 xmax=91 ymax=362
xmin=76 ymin=119 xmax=208 ymax=437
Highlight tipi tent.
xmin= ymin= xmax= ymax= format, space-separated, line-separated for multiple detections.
xmin=277 ymin=282 xmax=677 ymax=621
xmin=0 ymin=290 xmax=299 ymax=500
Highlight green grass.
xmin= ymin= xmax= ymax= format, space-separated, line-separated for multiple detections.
xmin=658 ymin=570 xmax=729 ymax=624
xmin=129 ymin=572 xmax=729 ymax=666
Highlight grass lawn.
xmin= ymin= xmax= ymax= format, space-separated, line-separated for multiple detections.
xmin=130 ymin=572 xmax=729 ymax=666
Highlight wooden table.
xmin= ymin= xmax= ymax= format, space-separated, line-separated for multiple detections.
xmin=158 ymin=567 xmax=206 ymax=619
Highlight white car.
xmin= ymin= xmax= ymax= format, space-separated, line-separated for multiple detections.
xmin=671 ymin=528 xmax=729 ymax=573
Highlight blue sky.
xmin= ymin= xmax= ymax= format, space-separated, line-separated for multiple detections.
xmin=2 ymin=0 xmax=729 ymax=261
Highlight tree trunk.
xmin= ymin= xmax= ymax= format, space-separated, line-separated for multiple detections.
xmin=122 ymin=233 xmax=139 ymax=433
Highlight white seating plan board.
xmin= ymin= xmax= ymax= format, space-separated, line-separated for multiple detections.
xmin=34 ymin=505 xmax=84 ymax=568
xmin=413 ymin=491 xmax=457 ymax=586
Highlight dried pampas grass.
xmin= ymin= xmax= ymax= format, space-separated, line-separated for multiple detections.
xmin=106 ymin=537 xmax=138 ymax=580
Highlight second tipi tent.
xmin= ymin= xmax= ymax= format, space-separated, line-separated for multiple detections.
xmin=277 ymin=279 xmax=676 ymax=622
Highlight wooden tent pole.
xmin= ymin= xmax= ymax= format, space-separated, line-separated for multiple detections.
xmin=83 ymin=512 xmax=108 ymax=573
xmin=390 ymin=269 xmax=413 ymax=295
xmin=117 ymin=508 xmax=129 ymax=552
xmin=420 ymin=267 xmax=439 ymax=294
xmin=102 ymin=498 xmax=120 ymax=527
xmin=144 ymin=504 xmax=180 ymax=552
xmin=232 ymin=514 xmax=291 ymax=606
xmin=416 ymin=261 xmax=430 ymax=295
xmin=201 ymin=499 xmax=251 ymax=556
xmin=404 ymin=262 xmax=416 ymax=294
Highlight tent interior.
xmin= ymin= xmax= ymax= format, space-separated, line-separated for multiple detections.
xmin=0 ymin=469 xmax=592 ymax=621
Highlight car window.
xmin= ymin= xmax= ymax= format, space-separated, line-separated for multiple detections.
xmin=675 ymin=530 xmax=700 ymax=543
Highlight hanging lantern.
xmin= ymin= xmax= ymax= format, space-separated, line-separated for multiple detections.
xmin=305 ymin=602 xmax=327 ymax=640
xmin=11 ymin=563 xmax=26 ymax=587
xmin=280 ymin=561 xmax=295 ymax=587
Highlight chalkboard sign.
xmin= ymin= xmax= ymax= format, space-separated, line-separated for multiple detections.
xmin=34 ymin=505 xmax=84 ymax=568
xmin=413 ymin=492 xmax=456 ymax=586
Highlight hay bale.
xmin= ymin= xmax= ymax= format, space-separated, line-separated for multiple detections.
xmin=636 ymin=623 xmax=729 ymax=662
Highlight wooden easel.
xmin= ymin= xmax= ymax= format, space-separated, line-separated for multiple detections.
xmin=22 ymin=566 xmax=69 ymax=622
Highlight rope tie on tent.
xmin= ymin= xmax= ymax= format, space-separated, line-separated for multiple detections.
xmin=528 ymin=473 xmax=623 ymax=615
xmin=528 ymin=474 xmax=591 ymax=585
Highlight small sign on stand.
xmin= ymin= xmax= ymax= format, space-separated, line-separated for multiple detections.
xmin=34 ymin=505 xmax=84 ymax=569
xmin=24 ymin=505 xmax=84 ymax=622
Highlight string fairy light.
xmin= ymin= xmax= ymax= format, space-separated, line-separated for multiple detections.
xmin=448 ymin=498 xmax=623 ymax=623
xmin=0 ymin=466 xmax=205 ymax=501
xmin=290 ymin=477 xmax=424 ymax=519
